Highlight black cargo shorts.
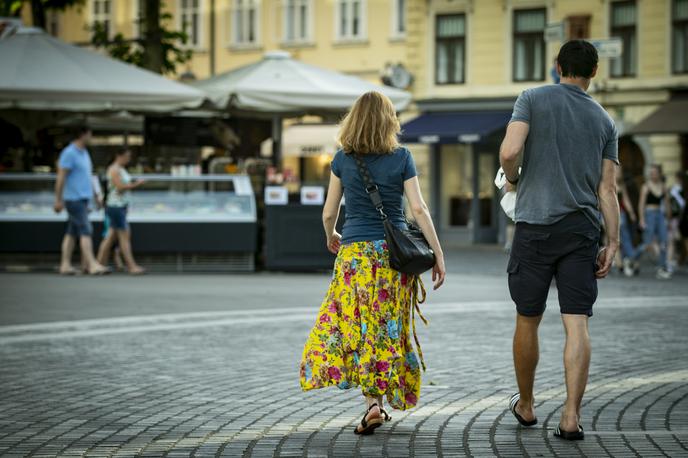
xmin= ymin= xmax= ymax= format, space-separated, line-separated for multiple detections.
xmin=507 ymin=211 xmax=600 ymax=317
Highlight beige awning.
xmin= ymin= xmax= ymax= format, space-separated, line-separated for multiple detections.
xmin=627 ymin=100 xmax=688 ymax=135
xmin=260 ymin=123 xmax=338 ymax=157
xmin=0 ymin=27 xmax=208 ymax=112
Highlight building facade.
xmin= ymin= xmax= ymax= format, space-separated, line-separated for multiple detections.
xmin=37 ymin=0 xmax=688 ymax=244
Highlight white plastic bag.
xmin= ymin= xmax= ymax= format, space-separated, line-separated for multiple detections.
xmin=495 ymin=167 xmax=518 ymax=221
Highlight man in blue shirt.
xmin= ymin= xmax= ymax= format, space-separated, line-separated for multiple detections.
xmin=53 ymin=126 xmax=108 ymax=275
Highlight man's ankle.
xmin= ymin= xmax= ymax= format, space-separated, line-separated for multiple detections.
xmin=518 ymin=394 xmax=534 ymax=409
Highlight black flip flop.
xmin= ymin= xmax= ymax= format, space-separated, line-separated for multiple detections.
xmin=554 ymin=424 xmax=584 ymax=440
xmin=509 ymin=393 xmax=538 ymax=427
xmin=353 ymin=403 xmax=384 ymax=435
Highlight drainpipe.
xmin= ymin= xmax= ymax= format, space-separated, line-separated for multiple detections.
xmin=209 ymin=0 xmax=216 ymax=76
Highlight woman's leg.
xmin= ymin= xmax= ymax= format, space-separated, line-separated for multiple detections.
xmin=96 ymin=231 xmax=117 ymax=266
xmin=355 ymin=394 xmax=383 ymax=433
xmin=635 ymin=210 xmax=656 ymax=261
xmin=619 ymin=212 xmax=636 ymax=259
xmin=656 ymin=213 xmax=669 ymax=270
xmin=115 ymin=229 xmax=144 ymax=273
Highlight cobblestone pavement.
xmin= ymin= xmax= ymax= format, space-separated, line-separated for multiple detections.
xmin=1 ymin=252 xmax=687 ymax=457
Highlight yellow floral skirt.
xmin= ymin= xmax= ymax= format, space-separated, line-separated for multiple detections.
xmin=299 ymin=240 xmax=427 ymax=410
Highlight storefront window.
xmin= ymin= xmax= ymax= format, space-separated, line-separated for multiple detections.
xmin=440 ymin=145 xmax=472 ymax=228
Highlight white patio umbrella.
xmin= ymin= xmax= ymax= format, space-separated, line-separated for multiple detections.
xmin=0 ymin=27 xmax=207 ymax=112
xmin=192 ymin=51 xmax=412 ymax=163
xmin=193 ymin=51 xmax=412 ymax=114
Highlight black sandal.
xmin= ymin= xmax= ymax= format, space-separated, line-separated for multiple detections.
xmin=509 ymin=393 xmax=538 ymax=427
xmin=554 ymin=424 xmax=584 ymax=441
xmin=353 ymin=403 xmax=384 ymax=435
xmin=380 ymin=407 xmax=392 ymax=422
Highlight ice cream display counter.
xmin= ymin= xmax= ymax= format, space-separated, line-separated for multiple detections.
xmin=0 ymin=174 xmax=258 ymax=271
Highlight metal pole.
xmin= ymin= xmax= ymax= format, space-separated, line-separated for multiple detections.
xmin=272 ymin=115 xmax=282 ymax=167
xmin=209 ymin=0 xmax=216 ymax=76
xmin=431 ymin=143 xmax=442 ymax=228
xmin=471 ymin=144 xmax=480 ymax=244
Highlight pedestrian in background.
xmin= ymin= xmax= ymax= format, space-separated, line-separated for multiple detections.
xmin=96 ymin=149 xmax=145 ymax=275
xmin=53 ymin=126 xmax=109 ymax=275
xmin=617 ymin=171 xmax=638 ymax=277
xmin=500 ymin=40 xmax=619 ymax=441
xmin=633 ymin=164 xmax=672 ymax=279
xmin=668 ymin=170 xmax=686 ymax=270
xmin=299 ymin=91 xmax=445 ymax=435
xmin=678 ymin=171 xmax=688 ymax=263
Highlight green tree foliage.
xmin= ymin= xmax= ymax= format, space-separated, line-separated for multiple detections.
xmin=89 ymin=8 xmax=192 ymax=76
xmin=0 ymin=0 xmax=84 ymax=29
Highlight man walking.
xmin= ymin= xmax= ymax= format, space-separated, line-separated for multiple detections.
xmin=499 ymin=40 xmax=620 ymax=440
xmin=54 ymin=126 xmax=108 ymax=275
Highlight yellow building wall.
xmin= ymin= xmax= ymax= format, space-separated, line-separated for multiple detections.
xmin=638 ymin=0 xmax=669 ymax=78
xmin=42 ymin=1 xmax=408 ymax=82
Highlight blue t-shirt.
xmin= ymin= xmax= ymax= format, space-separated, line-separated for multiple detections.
xmin=510 ymin=84 xmax=619 ymax=228
xmin=331 ymin=146 xmax=417 ymax=244
xmin=58 ymin=142 xmax=93 ymax=201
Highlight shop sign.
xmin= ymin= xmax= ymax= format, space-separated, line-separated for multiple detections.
xmin=458 ymin=134 xmax=480 ymax=143
xmin=544 ymin=22 xmax=564 ymax=42
xmin=299 ymin=145 xmax=323 ymax=156
xmin=589 ymin=38 xmax=623 ymax=58
xmin=265 ymin=186 xmax=288 ymax=205
xmin=419 ymin=135 xmax=440 ymax=144
xmin=301 ymin=186 xmax=325 ymax=205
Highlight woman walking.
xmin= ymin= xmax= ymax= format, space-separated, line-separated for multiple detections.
xmin=96 ymin=149 xmax=145 ymax=274
xmin=617 ymin=172 xmax=638 ymax=277
xmin=633 ymin=164 xmax=672 ymax=279
xmin=299 ymin=92 xmax=445 ymax=435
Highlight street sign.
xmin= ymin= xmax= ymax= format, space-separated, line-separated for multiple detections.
xmin=544 ymin=22 xmax=564 ymax=42
xmin=589 ymin=38 xmax=623 ymax=58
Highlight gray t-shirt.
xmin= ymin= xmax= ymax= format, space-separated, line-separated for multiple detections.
xmin=510 ymin=83 xmax=619 ymax=228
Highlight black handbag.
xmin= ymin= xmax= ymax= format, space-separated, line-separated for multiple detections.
xmin=353 ymin=154 xmax=436 ymax=275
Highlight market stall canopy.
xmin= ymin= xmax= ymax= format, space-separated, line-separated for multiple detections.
xmin=0 ymin=27 xmax=208 ymax=112
xmin=626 ymin=100 xmax=688 ymax=135
xmin=260 ymin=123 xmax=338 ymax=157
xmin=192 ymin=51 xmax=412 ymax=114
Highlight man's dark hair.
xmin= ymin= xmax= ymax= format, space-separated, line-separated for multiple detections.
xmin=73 ymin=125 xmax=91 ymax=139
xmin=557 ymin=40 xmax=599 ymax=79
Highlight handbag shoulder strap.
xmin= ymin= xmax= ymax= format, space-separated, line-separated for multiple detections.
xmin=352 ymin=153 xmax=387 ymax=221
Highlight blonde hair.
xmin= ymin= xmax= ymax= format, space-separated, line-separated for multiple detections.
xmin=337 ymin=91 xmax=400 ymax=155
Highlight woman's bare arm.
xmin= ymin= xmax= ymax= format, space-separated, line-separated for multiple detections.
xmin=322 ymin=172 xmax=343 ymax=254
xmin=638 ymin=184 xmax=648 ymax=228
xmin=404 ymin=176 xmax=445 ymax=289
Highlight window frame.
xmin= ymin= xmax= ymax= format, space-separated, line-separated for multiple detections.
xmin=512 ymin=7 xmax=547 ymax=83
xmin=132 ymin=0 xmax=141 ymax=40
xmin=609 ymin=0 xmax=637 ymax=78
xmin=230 ymin=0 xmax=261 ymax=47
xmin=334 ymin=0 xmax=367 ymax=43
xmin=282 ymin=0 xmax=313 ymax=44
xmin=434 ymin=13 xmax=466 ymax=86
xmin=673 ymin=0 xmax=688 ymax=74
xmin=91 ymin=0 xmax=114 ymax=39
xmin=390 ymin=0 xmax=406 ymax=40
xmin=178 ymin=0 xmax=203 ymax=49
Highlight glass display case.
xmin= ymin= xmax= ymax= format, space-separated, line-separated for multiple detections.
xmin=0 ymin=174 xmax=256 ymax=223
xmin=0 ymin=174 xmax=258 ymax=271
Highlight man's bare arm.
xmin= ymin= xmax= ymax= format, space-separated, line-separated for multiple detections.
xmin=54 ymin=168 xmax=68 ymax=213
xmin=499 ymin=121 xmax=529 ymax=183
xmin=596 ymin=159 xmax=620 ymax=278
